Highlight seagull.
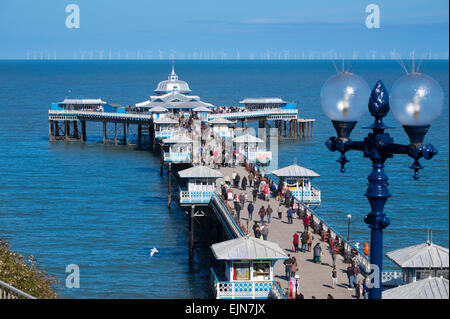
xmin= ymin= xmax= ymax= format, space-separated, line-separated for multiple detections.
xmin=150 ymin=248 xmax=159 ymax=257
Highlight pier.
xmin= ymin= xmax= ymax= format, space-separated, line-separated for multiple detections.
xmin=46 ymin=66 xmax=375 ymax=299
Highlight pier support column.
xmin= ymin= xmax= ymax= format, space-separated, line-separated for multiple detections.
xmin=73 ymin=121 xmax=79 ymax=140
xmin=160 ymin=151 xmax=164 ymax=175
xmin=311 ymin=122 xmax=314 ymax=137
xmin=81 ymin=120 xmax=86 ymax=143
xmin=114 ymin=122 xmax=118 ymax=145
xmin=54 ymin=121 xmax=60 ymax=139
xmin=151 ymin=125 xmax=156 ymax=151
xmin=49 ymin=120 xmax=55 ymax=141
xmin=103 ymin=121 xmax=107 ymax=144
xmin=137 ymin=124 xmax=142 ymax=148
xmin=189 ymin=205 xmax=195 ymax=259
xmin=123 ymin=123 xmax=127 ymax=145
xmin=168 ymin=163 xmax=171 ymax=208
xmin=64 ymin=120 xmax=70 ymax=141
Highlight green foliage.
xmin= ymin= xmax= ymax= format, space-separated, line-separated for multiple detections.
xmin=0 ymin=239 xmax=58 ymax=299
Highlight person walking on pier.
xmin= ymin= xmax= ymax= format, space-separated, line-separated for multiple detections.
xmin=234 ymin=173 xmax=240 ymax=188
xmin=313 ymin=243 xmax=322 ymax=264
xmin=261 ymin=222 xmax=269 ymax=240
xmin=363 ymin=275 xmax=370 ymax=299
xmin=303 ymin=215 xmax=311 ymax=231
xmin=259 ymin=206 xmax=266 ymax=223
xmin=331 ymin=267 xmax=338 ymax=289
xmin=263 ymin=183 xmax=270 ymax=201
xmin=241 ymin=176 xmax=247 ymax=190
xmin=247 ymin=202 xmax=254 ymax=221
xmin=266 ymin=205 xmax=273 ymax=223
xmin=293 ymin=232 xmax=299 ymax=253
xmin=287 ymin=207 xmax=293 ymax=224
xmin=307 ymin=230 xmax=313 ymax=252
xmin=234 ymin=200 xmax=242 ymax=220
xmin=239 ymin=193 xmax=245 ymax=210
xmin=329 ymin=244 xmax=336 ymax=268
xmin=355 ymin=279 xmax=363 ymax=299
xmin=283 ymin=254 xmax=293 ymax=279
xmin=248 ymin=172 xmax=254 ymax=188
xmin=347 ymin=264 xmax=355 ymax=289
xmin=301 ymin=231 xmax=308 ymax=252
xmin=254 ymin=225 xmax=262 ymax=239
xmin=291 ymin=256 xmax=298 ymax=278
xmin=252 ymin=188 xmax=258 ymax=203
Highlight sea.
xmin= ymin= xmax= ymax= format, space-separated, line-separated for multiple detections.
xmin=0 ymin=60 xmax=448 ymax=298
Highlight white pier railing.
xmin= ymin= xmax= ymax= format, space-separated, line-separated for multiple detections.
xmin=382 ymin=270 xmax=403 ymax=287
xmin=210 ymin=268 xmax=286 ymax=299
xmin=209 ymin=109 xmax=298 ymax=121
xmin=180 ymin=191 xmax=214 ymax=204
xmin=163 ymin=151 xmax=192 ymax=163
xmin=48 ymin=110 xmax=154 ymax=121
xmin=0 ymin=279 xmax=36 ymax=299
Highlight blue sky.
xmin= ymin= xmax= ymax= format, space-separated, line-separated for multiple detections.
xmin=0 ymin=0 xmax=448 ymax=59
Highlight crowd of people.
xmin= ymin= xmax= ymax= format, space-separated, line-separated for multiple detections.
xmin=218 ymin=163 xmax=370 ymax=299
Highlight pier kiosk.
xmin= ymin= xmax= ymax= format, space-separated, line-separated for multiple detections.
xmin=154 ymin=117 xmax=179 ymax=139
xmin=210 ymin=236 xmax=287 ymax=299
xmin=208 ymin=118 xmax=235 ymax=139
xmin=149 ymin=105 xmax=169 ymax=121
xmin=232 ymin=133 xmax=272 ymax=165
xmin=161 ymin=134 xmax=193 ymax=163
xmin=385 ymin=234 xmax=449 ymax=286
xmin=382 ymin=277 xmax=449 ymax=299
xmin=178 ymin=165 xmax=223 ymax=259
xmin=271 ymin=163 xmax=321 ymax=206
xmin=193 ymin=106 xmax=212 ymax=123
xmin=178 ymin=166 xmax=223 ymax=205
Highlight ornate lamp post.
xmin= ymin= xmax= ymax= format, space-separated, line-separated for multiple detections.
xmin=320 ymin=71 xmax=443 ymax=299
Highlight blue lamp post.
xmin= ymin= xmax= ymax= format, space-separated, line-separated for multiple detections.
xmin=321 ymin=71 xmax=443 ymax=299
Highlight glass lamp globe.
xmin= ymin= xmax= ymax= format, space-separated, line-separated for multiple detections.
xmin=390 ymin=73 xmax=444 ymax=126
xmin=320 ymin=72 xmax=371 ymax=122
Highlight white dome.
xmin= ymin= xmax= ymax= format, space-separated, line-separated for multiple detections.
xmin=155 ymin=65 xmax=191 ymax=94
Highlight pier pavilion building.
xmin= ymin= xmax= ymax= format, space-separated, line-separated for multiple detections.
xmin=271 ymin=163 xmax=321 ymax=206
xmin=210 ymin=236 xmax=288 ymax=299
xmin=385 ymin=234 xmax=449 ymax=286
xmin=135 ymin=66 xmax=215 ymax=118
xmin=178 ymin=165 xmax=223 ymax=205
xmin=232 ymin=133 xmax=272 ymax=165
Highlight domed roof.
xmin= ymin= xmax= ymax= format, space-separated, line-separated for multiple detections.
xmin=155 ymin=64 xmax=191 ymax=95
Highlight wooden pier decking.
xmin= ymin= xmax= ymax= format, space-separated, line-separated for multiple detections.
xmin=213 ymin=165 xmax=361 ymax=299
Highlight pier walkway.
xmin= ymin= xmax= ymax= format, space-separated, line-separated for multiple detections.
xmin=213 ymin=165 xmax=362 ymax=299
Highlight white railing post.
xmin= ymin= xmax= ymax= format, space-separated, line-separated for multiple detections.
xmin=231 ymin=282 xmax=235 ymax=299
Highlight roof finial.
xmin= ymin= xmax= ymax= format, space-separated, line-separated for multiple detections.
xmin=293 ymin=157 xmax=297 ymax=165
xmin=171 ymin=60 xmax=175 ymax=75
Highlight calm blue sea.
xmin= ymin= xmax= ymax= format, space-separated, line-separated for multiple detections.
xmin=0 ymin=60 xmax=448 ymax=298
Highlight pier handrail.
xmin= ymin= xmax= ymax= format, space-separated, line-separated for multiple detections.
xmin=209 ymin=108 xmax=298 ymax=120
xmin=254 ymin=163 xmax=371 ymax=273
xmin=0 ymin=279 xmax=36 ymax=299
xmin=210 ymin=268 xmax=286 ymax=299
xmin=48 ymin=109 xmax=154 ymax=120
xmin=212 ymin=192 xmax=245 ymax=238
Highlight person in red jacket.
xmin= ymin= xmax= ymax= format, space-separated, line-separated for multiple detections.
xmin=293 ymin=232 xmax=299 ymax=253
xmin=303 ymin=215 xmax=311 ymax=231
